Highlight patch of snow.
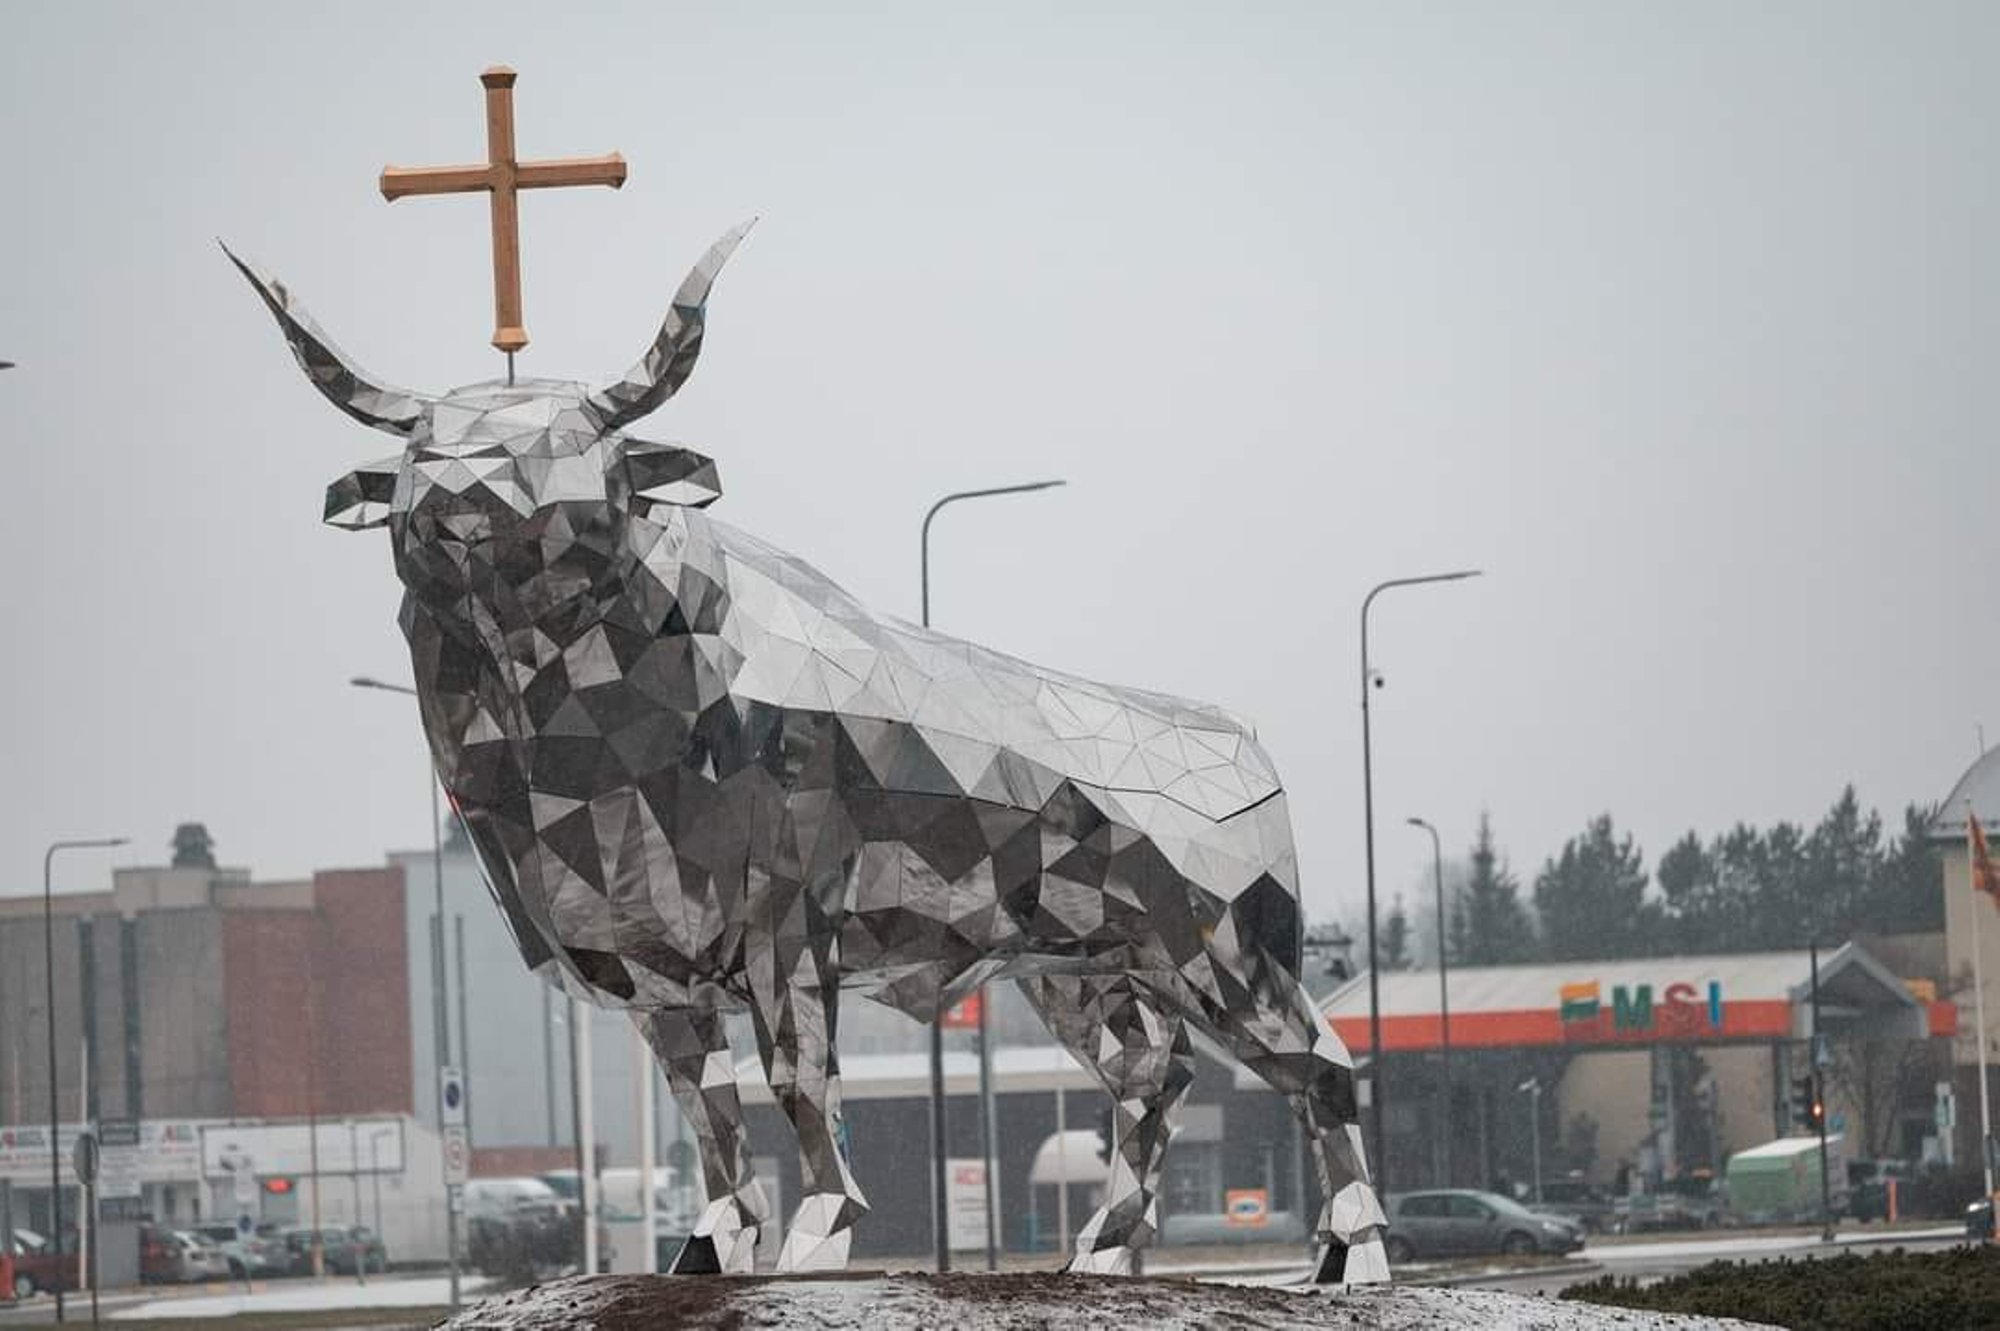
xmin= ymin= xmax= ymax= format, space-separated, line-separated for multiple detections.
xmin=442 ymin=1272 xmax=1776 ymax=1329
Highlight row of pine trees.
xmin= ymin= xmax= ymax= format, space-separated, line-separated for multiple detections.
xmin=1378 ymin=786 xmax=1943 ymax=969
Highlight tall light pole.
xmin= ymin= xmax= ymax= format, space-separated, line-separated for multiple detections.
xmin=920 ymin=479 xmax=1065 ymax=1273
xmin=349 ymin=675 xmax=459 ymax=1309
xmin=1406 ymin=817 xmax=1451 ymax=1186
xmin=1360 ymin=569 xmax=1479 ymax=1197
xmin=44 ymin=837 xmax=126 ymax=1324
xmin=1518 ymin=1076 xmax=1543 ymax=1204
xmin=368 ymin=1126 xmax=394 ymax=1238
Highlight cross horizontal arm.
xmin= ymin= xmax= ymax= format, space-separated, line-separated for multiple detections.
xmin=517 ymin=154 xmax=628 ymax=191
xmin=380 ymin=164 xmax=496 ymax=200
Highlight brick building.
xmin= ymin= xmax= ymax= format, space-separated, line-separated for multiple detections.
xmin=0 ymin=844 xmax=411 ymax=1228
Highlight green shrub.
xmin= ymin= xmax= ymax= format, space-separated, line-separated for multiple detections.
xmin=1562 ymin=1246 xmax=1999 ymax=1330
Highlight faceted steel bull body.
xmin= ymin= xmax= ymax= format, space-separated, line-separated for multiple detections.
xmin=227 ymin=226 xmax=1388 ymax=1282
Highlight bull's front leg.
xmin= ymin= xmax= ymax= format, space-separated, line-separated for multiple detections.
xmin=637 ymin=1005 xmax=771 ymax=1274
xmin=746 ymin=878 xmax=869 ymax=1273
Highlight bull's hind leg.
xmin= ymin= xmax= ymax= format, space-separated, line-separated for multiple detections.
xmin=1019 ymin=973 xmax=1196 ymax=1275
xmin=745 ymin=910 xmax=870 ymax=1272
xmin=637 ymin=1006 xmax=771 ymax=1274
xmin=1176 ymin=968 xmax=1390 ymax=1285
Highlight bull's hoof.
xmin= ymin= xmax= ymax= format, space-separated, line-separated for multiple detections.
xmin=774 ymin=1192 xmax=865 ymax=1273
xmin=1065 ymin=1244 xmax=1137 ymax=1276
xmin=670 ymin=1195 xmax=762 ymax=1274
xmin=1312 ymin=1235 xmax=1391 ymax=1285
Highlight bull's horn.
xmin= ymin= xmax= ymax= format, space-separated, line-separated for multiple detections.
xmin=220 ymin=241 xmax=429 ymax=437
xmin=585 ymin=219 xmax=755 ymax=433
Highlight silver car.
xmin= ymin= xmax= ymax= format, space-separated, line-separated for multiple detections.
xmin=1384 ymin=1189 xmax=1585 ymax=1263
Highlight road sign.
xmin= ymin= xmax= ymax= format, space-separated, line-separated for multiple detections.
xmin=940 ymin=994 xmax=982 ymax=1030
xmin=97 ymin=1119 xmax=142 ymax=1202
xmin=441 ymin=1067 xmax=468 ymax=1129
xmin=442 ymin=1125 xmax=470 ymax=1186
xmin=1225 ymin=1188 xmax=1270 ymax=1228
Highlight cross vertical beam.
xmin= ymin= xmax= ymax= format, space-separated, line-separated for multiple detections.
xmin=380 ymin=66 xmax=627 ymax=357
xmin=482 ymin=68 xmax=524 ymax=355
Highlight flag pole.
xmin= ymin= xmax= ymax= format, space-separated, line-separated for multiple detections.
xmin=1970 ymin=800 xmax=1994 ymax=1196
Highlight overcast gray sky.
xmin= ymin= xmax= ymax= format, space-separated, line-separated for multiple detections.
xmin=3 ymin=1 xmax=1995 ymax=935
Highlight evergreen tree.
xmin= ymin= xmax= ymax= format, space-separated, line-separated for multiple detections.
xmin=1657 ymin=830 xmax=1726 ymax=953
xmin=1533 ymin=814 xmax=1657 ymax=961
xmin=1455 ymin=812 xmax=1539 ymax=964
xmin=1859 ymin=804 xmax=1944 ymax=934
xmin=1804 ymin=785 xmax=1884 ymax=942
xmin=1382 ymin=896 xmax=1413 ymax=971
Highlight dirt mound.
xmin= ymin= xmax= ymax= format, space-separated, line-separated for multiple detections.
xmin=440 ymin=1271 xmax=1773 ymax=1329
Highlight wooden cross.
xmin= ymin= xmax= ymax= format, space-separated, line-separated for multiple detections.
xmin=381 ymin=66 xmax=626 ymax=357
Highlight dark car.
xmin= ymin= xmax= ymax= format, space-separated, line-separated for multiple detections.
xmin=7 ymin=1229 xmax=78 ymax=1299
xmin=1846 ymin=1160 xmax=1914 ymax=1223
xmin=1384 ymin=1189 xmax=1586 ymax=1263
xmin=277 ymin=1227 xmax=388 ymax=1276
xmin=1968 ymin=1196 xmax=1993 ymax=1240
xmin=1613 ymin=1175 xmax=1727 ymax=1233
xmin=1532 ymin=1179 xmax=1618 ymax=1233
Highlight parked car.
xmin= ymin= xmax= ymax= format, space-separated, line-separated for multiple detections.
xmin=1383 ymin=1189 xmax=1585 ymax=1263
xmin=140 ymin=1228 xmax=230 ymax=1284
xmin=537 ymin=1171 xmax=615 ymax=1271
xmin=1531 ymin=1179 xmax=1618 ymax=1233
xmin=7 ymin=1229 xmax=78 ymax=1299
xmin=328 ymin=1227 xmax=388 ymax=1275
xmin=194 ymin=1223 xmax=285 ymax=1278
xmin=1614 ymin=1174 xmax=1727 ymax=1233
xmin=277 ymin=1227 xmax=388 ymax=1276
xmin=1967 ymin=1195 xmax=1993 ymax=1241
xmin=1845 ymin=1159 xmax=1915 ymax=1222
xmin=466 ymin=1177 xmax=581 ymax=1282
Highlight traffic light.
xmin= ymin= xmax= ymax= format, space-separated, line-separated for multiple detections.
xmin=1096 ymin=1104 xmax=1115 ymax=1163
xmin=1790 ymin=1075 xmax=1825 ymax=1132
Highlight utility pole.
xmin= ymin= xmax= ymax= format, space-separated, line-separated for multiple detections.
xmin=1810 ymin=940 xmax=1833 ymax=1242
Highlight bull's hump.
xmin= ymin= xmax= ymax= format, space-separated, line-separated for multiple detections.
xmin=695 ymin=513 xmax=1283 ymax=824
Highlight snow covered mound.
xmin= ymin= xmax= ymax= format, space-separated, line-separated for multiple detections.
xmin=440 ymin=1272 xmax=1776 ymax=1330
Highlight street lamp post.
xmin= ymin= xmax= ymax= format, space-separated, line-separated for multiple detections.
xmin=1359 ymin=570 xmax=1479 ymax=1197
xmin=349 ymin=675 xmax=459 ymax=1309
xmin=368 ymin=1127 xmax=394 ymax=1238
xmin=43 ymin=837 xmax=126 ymax=1325
xmin=1406 ymin=817 xmax=1451 ymax=1186
xmin=1518 ymin=1077 xmax=1543 ymax=1205
xmin=919 ymin=480 xmax=1065 ymax=1274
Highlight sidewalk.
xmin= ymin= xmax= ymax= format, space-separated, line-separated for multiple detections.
xmin=109 ymin=1275 xmax=491 ymax=1322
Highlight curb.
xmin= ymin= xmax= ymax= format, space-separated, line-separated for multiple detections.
xmin=1412 ymin=1260 xmax=1604 ymax=1288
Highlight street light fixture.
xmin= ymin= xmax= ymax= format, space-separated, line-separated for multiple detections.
xmin=1406 ymin=816 xmax=1452 ymax=1186
xmin=1359 ymin=569 xmax=1479 ymax=1197
xmin=349 ymin=675 xmax=459 ymax=1309
xmin=43 ymin=837 xmax=126 ymax=1324
xmin=919 ymin=479 xmax=1065 ymax=1275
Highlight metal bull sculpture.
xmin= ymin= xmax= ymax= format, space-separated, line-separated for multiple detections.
xmin=226 ymin=225 xmax=1389 ymax=1283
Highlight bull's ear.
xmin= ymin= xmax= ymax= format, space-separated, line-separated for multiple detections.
xmin=623 ymin=438 xmax=722 ymax=511
xmin=324 ymin=456 xmax=401 ymax=530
